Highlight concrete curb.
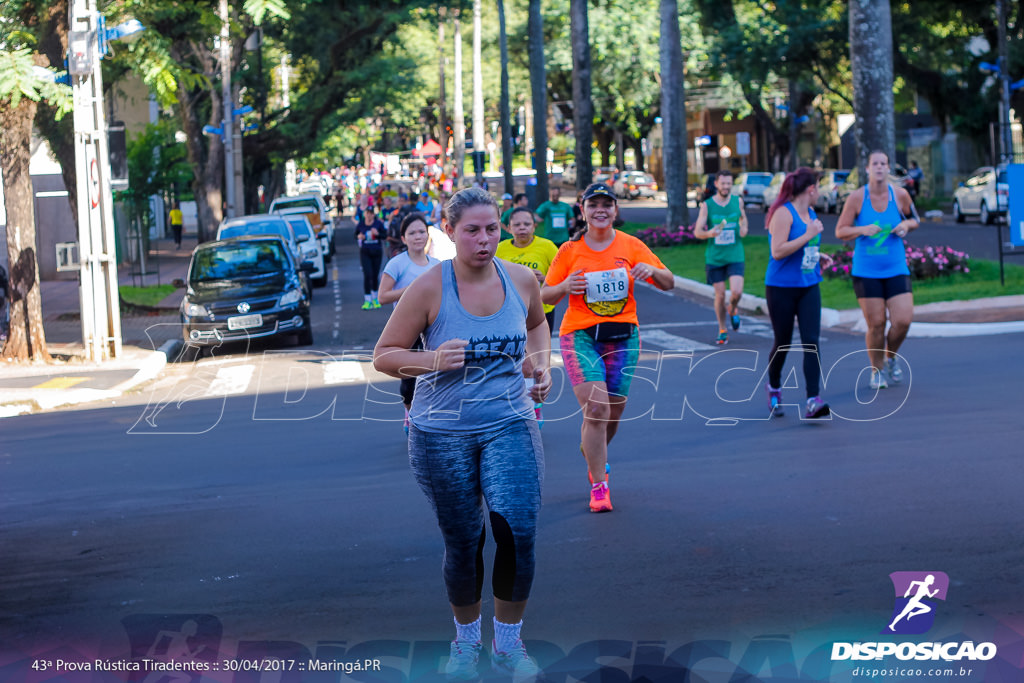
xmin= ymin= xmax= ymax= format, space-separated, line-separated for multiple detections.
xmin=0 ymin=342 xmax=179 ymax=417
xmin=671 ymin=275 xmax=844 ymax=328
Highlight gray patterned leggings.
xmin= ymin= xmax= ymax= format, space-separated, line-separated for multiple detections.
xmin=408 ymin=419 xmax=544 ymax=606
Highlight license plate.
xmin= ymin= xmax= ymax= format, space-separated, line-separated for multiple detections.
xmin=227 ymin=313 xmax=263 ymax=330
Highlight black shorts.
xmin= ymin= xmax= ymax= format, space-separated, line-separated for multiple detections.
xmin=706 ymin=261 xmax=745 ymax=285
xmin=852 ymin=274 xmax=912 ymax=300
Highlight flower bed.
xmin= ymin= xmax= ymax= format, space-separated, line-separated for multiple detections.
xmin=635 ymin=224 xmax=699 ymax=247
xmin=822 ymin=244 xmax=970 ymax=281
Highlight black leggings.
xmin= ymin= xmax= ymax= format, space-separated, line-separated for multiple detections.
xmin=360 ymin=249 xmax=382 ymax=294
xmin=765 ymin=284 xmax=822 ymax=399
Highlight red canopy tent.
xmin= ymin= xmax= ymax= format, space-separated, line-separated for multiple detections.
xmin=416 ymin=139 xmax=443 ymax=158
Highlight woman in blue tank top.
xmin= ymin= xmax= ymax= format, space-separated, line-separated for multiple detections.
xmin=373 ymin=187 xmax=551 ymax=681
xmin=836 ymin=150 xmax=920 ymax=390
xmin=763 ymin=168 xmax=835 ymax=420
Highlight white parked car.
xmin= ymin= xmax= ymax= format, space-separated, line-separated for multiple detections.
xmin=269 ymin=194 xmax=334 ymax=262
xmin=277 ymin=213 xmax=327 ymax=288
xmin=815 ymin=169 xmax=850 ymax=214
xmin=761 ymin=172 xmax=786 ymax=213
xmin=953 ymin=166 xmax=1008 ymax=224
xmin=562 ymin=162 xmax=577 ymax=186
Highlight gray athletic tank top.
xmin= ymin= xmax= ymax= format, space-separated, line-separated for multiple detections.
xmin=410 ymin=259 xmax=533 ymax=432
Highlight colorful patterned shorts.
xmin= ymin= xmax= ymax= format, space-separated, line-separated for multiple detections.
xmin=559 ymin=326 xmax=640 ymax=397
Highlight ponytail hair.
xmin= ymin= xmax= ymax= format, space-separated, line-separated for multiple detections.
xmin=766 ymin=167 xmax=820 ymax=225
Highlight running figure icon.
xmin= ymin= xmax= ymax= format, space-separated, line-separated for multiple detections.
xmin=887 ymin=574 xmax=939 ymax=632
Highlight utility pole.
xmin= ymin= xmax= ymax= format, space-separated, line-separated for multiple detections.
xmin=68 ymin=0 xmax=123 ymax=361
xmin=220 ymin=0 xmax=237 ymax=218
xmin=452 ymin=11 xmax=466 ymax=187
xmin=997 ymin=0 xmax=1012 ymax=163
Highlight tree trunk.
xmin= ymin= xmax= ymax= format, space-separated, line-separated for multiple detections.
xmin=1 ymin=90 xmax=51 ymax=362
xmin=570 ymin=0 xmax=594 ymax=190
xmin=528 ymin=0 xmax=548 ymax=203
xmin=660 ymin=0 xmax=689 ymax=229
xmin=850 ymin=0 xmax=895 ymax=180
xmin=498 ymin=0 xmax=514 ymax=194
xmin=177 ymin=81 xmax=223 ymax=243
xmin=35 ymin=0 xmax=77 ymax=228
xmin=452 ymin=12 xmax=466 ymax=188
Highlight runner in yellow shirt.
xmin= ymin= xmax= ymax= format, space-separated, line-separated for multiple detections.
xmin=496 ymin=207 xmax=559 ymax=427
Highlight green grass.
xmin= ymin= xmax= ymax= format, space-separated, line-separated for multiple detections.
xmin=119 ymin=285 xmax=178 ymax=308
xmin=617 ymin=227 xmax=1024 ymax=309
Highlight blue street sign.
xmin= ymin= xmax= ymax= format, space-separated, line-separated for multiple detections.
xmin=979 ymin=61 xmax=1000 ymax=73
xmin=233 ymin=105 xmax=254 ymax=117
xmin=696 ymin=135 xmax=712 ymax=147
xmin=202 ymin=125 xmax=223 ymax=136
xmin=1008 ymin=164 xmax=1024 ymax=247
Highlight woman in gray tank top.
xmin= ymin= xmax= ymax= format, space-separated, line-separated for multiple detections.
xmin=373 ymin=187 xmax=551 ymax=682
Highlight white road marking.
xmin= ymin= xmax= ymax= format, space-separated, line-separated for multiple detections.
xmin=639 ymin=329 xmax=715 ymax=352
xmin=207 ymin=365 xmax=255 ymax=395
xmin=323 ymin=361 xmax=366 ymax=385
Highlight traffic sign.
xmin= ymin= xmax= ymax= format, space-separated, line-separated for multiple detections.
xmin=736 ymin=132 xmax=750 ymax=156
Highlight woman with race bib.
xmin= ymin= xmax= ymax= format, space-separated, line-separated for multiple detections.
xmin=835 ymin=149 xmax=919 ymax=390
xmin=542 ymin=182 xmax=675 ymax=513
xmin=764 ymin=168 xmax=834 ymax=420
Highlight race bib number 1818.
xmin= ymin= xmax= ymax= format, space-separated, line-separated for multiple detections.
xmin=585 ymin=268 xmax=629 ymax=302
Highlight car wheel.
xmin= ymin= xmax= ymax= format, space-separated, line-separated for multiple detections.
xmin=953 ymin=200 xmax=964 ymax=223
xmin=980 ymin=202 xmax=991 ymax=225
xmin=313 ymin=274 xmax=328 ymax=288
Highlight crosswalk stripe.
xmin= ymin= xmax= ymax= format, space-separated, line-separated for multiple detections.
xmin=207 ymin=365 xmax=255 ymax=395
xmin=323 ymin=361 xmax=366 ymax=385
xmin=640 ymin=329 xmax=715 ymax=351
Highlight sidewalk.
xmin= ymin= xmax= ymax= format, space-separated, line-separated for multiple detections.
xmin=0 ymin=237 xmax=192 ymax=417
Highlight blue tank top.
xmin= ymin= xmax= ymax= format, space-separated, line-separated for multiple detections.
xmin=852 ymin=185 xmax=909 ymax=278
xmin=764 ymin=204 xmax=823 ymax=288
xmin=411 ymin=259 xmax=533 ymax=433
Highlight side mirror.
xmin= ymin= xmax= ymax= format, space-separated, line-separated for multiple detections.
xmin=299 ymin=261 xmax=316 ymax=273
xmin=172 ymin=278 xmax=186 ymax=288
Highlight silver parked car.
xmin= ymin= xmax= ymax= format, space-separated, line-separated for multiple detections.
xmin=815 ymin=169 xmax=850 ymax=214
xmin=732 ymin=172 xmax=774 ymax=210
xmin=953 ymin=166 xmax=1008 ymax=224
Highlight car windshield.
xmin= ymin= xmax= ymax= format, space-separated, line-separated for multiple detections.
xmin=285 ymin=218 xmax=313 ymax=240
xmin=747 ymin=174 xmax=772 ymax=185
xmin=191 ymin=243 xmax=288 ymax=283
xmin=219 ymin=219 xmax=288 ymax=241
xmin=834 ymin=171 xmax=849 ymax=183
xmin=272 ymin=198 xmax=319 ymax=213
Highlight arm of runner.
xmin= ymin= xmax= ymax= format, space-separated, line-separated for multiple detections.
xmin=692 ymin=201 xmax=712 ymax=239
xmin=632 ymin=262 xmax=674 ymax=291
xmin=894 ymin=188 xmax=920 ymax=237
xmin=373 ymin=272 xmax=461 ymax=378
xmin=377 ymin=273 xmax=401 ymax=305
xmin=769 ymin=208 xmax=823 ymax=260
xmin=835 ymin=189 xmax=879 ymax=240
xmin=514 ymin=265 xmax=552 ymax=404
xmin=541 ymin=269 xmax=586 ymax=305
xmin=738 ymin=198 xmax=749 ymax=238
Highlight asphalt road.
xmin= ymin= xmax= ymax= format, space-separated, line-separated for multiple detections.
xmin=2 ymin=237 xmax=1023 ymax=682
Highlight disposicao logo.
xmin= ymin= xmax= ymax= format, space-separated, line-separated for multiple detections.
xmin=883 ymin=571 xmax=949 ymax=635
xmin=831 ymin=572 xmax=998 ymax=663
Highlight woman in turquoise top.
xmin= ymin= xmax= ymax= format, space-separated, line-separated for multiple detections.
xmin=764 ymin=168 xmax=834 ymax=420
xmin=836 ymin=150 xmax=919 ymax=390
